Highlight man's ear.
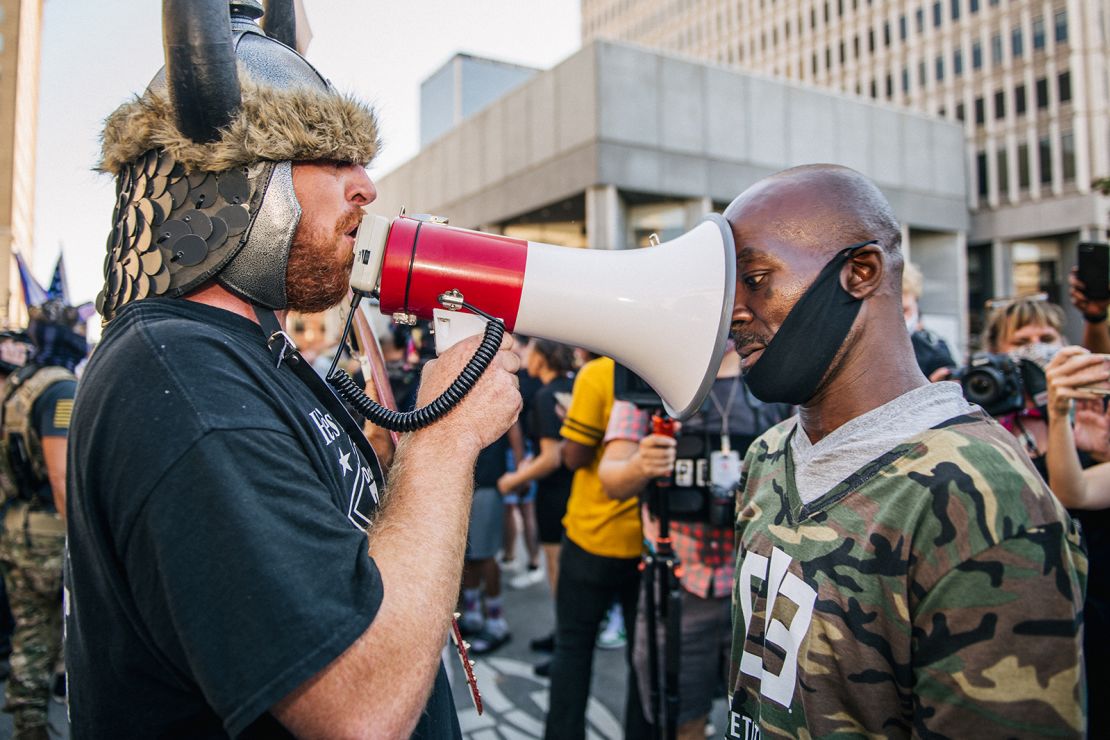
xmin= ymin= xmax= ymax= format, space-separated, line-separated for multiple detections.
xmin=840 ymin=245 xmax=884 ymax=300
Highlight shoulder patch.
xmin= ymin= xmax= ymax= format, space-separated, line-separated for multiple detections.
xmin=53 ymin=399 xmax=74 ymax=430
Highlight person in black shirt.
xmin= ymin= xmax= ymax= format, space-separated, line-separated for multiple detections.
xmin=497 ymin=340 xmax=576 ymax=665
xmin=65 ymin=4 xmax=521 ymax=738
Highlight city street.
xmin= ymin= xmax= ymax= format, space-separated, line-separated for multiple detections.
xmin=447 ymin=552 xmax=730 ymax=740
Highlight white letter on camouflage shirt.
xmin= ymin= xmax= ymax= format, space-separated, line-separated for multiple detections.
xmin=738 ymin=545 xmax=818 ymax=707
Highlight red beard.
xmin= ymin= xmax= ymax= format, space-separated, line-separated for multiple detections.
xmin=285 ymin=208 xmax=360 ymax=313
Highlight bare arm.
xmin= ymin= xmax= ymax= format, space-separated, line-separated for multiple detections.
xmin=42 ymin=436 xmax=67 ymax=521
xmin=508 ymin=421 xmax=526 ymax=465
xmin=498 ymin=437 xmax=563 ymax=493
xmin=1044 ymin=347 xmax=1110 ymax=509
xmin=598 ymin=436 xmax=676 ymax=502
xmin=562 ymin=440 xmax=596 ymax=471
xmin=273 ymin=334 xmax=521 ymax=738
xmin=1070 ymin=269 xmax=1110 ymax=354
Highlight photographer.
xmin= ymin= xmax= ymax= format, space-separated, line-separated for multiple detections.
xmin=598 ymin=348 xmax=789 ymax=740
xmin=973 ymin=296 xmax=1068 ymax=463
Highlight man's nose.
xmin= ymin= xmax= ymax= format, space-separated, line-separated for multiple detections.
xmin=731 ymin=295 xmax=753 ymax=325
xmin=346 ymin=166 xmax=377 ymax=206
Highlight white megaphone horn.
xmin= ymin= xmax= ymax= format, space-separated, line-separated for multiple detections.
xmin=348 ymin=212 xmax=736 ymax=420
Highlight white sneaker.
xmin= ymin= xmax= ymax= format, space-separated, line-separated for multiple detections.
xmin=509 ymin=566 xmax=545 ymax=589
xmin=596 ymin=604 xmax=626 ymax=649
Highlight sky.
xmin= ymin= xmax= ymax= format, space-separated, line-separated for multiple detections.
xmin=31 ymin=0 xmax=581 ymax=308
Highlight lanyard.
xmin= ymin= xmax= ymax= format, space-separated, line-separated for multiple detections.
xmin=707 ymin=374 xmax=740 ymax=453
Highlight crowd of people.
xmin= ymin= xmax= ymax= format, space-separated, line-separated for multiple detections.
xmin=1 ymin=3 xmax=1107 ymax=739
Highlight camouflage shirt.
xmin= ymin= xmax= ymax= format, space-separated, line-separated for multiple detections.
xmin=729 ymin=410 xmax=1087 ymax=739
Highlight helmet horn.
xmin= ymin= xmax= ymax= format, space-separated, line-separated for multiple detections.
xmin=262 ymin=0 xmax=297 ymax=49
xmin=162 ymin=0 xmax=243 ymax=143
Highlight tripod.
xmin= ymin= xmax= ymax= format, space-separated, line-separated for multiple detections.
xmin=643 ymin=413 xmax=681 ymax=740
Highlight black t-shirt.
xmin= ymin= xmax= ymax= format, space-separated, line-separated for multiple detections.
xmin=64 ymin=299 xmax=460 ymax=739
xmin=474 ymin=434 xmax=509 ymax=488
xmin=19 ymin=373 xmax=76 ymax=511
xmin=528 ymin=376 xmax=575 ymax=503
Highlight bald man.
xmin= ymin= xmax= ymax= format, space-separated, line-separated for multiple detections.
xmin=725 ymin=165 xmax=1086 ymax=738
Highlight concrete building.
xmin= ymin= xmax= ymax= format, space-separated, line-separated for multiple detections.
xmin=0 ymin=0 xmax=42 ymax=327
xmin=582 ymin=0 xmax=1110 ymax=341
xmin=421 ymin=53 xmax=540 ymax=148
xmin=369 ymin=40 xmax=970 ymax=350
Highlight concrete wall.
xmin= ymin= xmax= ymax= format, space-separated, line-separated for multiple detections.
xmin=373 ymin=40 xmax=969 ymax=237
xmin=418 ymin=55 xmax=540 ymax=150
xmin=909 ymin=229 xmax=968 ymax=355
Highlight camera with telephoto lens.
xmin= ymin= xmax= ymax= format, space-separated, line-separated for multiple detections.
xmin=950 ymin=352 xmax=1048 ymax=417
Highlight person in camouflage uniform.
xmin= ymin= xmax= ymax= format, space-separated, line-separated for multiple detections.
xmin=725 ymin=164 xmax=1086 ymax=738
xmin=0 ymin=302 xmax=83 ymax=739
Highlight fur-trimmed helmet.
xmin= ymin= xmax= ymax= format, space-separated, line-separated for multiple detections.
xmin=95 ymin=0 xmax=379 ymax=322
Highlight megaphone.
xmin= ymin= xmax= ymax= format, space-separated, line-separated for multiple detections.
xmin=346 ymin=213 xmax=735 ymax=421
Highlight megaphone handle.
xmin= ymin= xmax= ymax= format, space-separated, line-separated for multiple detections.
xmin=327 ymin=295 xmax=507 ymax=433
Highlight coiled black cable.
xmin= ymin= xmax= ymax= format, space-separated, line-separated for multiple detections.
xmin=326 ymin=294 xmax=506 ymax=433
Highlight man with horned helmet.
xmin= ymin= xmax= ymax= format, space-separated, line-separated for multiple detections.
xmin=64 ymin=1 xmax=520 ymax=737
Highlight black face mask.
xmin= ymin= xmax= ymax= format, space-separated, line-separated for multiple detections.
xmin=741 ymin=241 xmax=876 ymax=405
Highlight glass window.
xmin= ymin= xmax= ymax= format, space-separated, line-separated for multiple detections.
xmin=886 ymin=73 xmax=893 ymax=97
xmin=870 ymin=80 xmax=878 ymax=97
xmin=1012 ymin=27 xmax=1023 ymax=57
xmin=975 ymin=96 xmax=985 ymax=124
xmin=933 ymin=2 xmax=942 ymax=27
xmin=994 ymin=90 xmax=1005 ymax=119
xmin=1058 ymin=71 xmax=1071 ymax=103
xmin=991 ymin=34 xmax=1002 ymax=65
xmin=919 ymin=61 xmax=927 ymax=86
xmin=1033 ymin=16 xmax=1045 ymax=49
xmin=1039 ymin=136 xmax=1052 ymax=184
xmin=1036 ymin=77 xmax=1048 ymax=108
xmin=868 ymin=30 xmax=875 ymax=52
xmin=840 ymin=41 xmax=846 ymax=63
xmin=1015 ymin=84 xmax=1026 ymax=115
xmin=977 ymin=151 xmax=989 ymax=196
xmin=1062 ymin=132 xmax=1076 ymax=181
xmin=970 ymin=0 xmax=979 ymax=11
xmin=972 ymin=41 xmax=982 ymax=69
xmin=998 ymin=147 xmax=1009 ymax=197
xmin=936 ymin=56 xmax=944 ymax=81
xmin=884 ymin=21 xmax=891 ymax=46
xmin=916 ymin=9 xmax=924 ymax=33
xmin=1018 ymin=143 xmax=1030 ymax=188
xmin=900 ymin=15 xmax=907 ymax=40
xmin=854 ymin=36 xmax=860 ymax=58
xmin=902 ymin=67 xmax=910 ymax=93
xmin=1055 ymin=9 xmax=1067 ymax=43
xmin=956 ymin=102 xmax=965 ymax=121
xmin=951 ymin=0 xmax=960 ymax=20
xmin=954 ymin=48 xmax=963 ymax=75
xmin=812 ymin=53 xmax=818 ymax=75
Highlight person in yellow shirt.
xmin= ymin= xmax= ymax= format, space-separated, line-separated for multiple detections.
xmin=544 ymin=356 xmax=649 ymax=740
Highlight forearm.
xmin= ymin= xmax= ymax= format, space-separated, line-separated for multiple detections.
xmin=505 ymin=445 xmax=561 ymax=489
xmin=42 ymin=436 xmax=67 ymax=521
xmin=1082 ymin=321 xmax=1110 ymax=354
xmin=361 ymin=432 xmax=476 ymax=733
xmin=598 ymin=455 xmax=649 ymax=501
xmin=276 ymin=431 xmax=478 ymax=738
xmin=1046 ymin=415 xmax=1089 ymax=508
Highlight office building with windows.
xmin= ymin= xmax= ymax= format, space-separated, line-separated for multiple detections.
xmin=583 ymin=0 xmax=1110 ymax=340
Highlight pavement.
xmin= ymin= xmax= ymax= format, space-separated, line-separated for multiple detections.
xmin=447 ymin=551 xmax=730 ymax=740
